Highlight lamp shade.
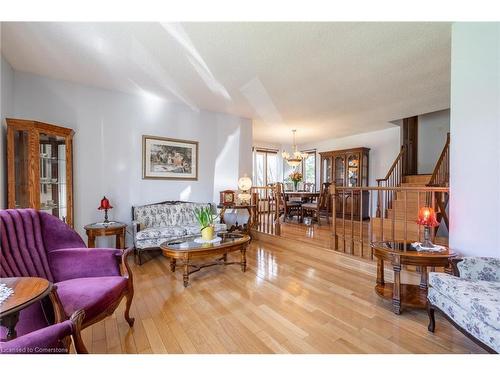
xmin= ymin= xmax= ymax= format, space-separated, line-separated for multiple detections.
xmin=416 ymin=206 xmax=438 ymax=227
xmin=98 ymin=196 xmax=113 ymax=210
xmin=238 ymin=176 xmax=253 ymax=191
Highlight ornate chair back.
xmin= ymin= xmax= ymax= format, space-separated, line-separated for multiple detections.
xmin=303 ymin=182 xmax=315 ymax=192
xmin=318 ymin=182 xmax=332 ymax=210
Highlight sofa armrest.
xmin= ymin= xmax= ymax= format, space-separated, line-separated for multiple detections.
xmin=48 ymin=248 xmax=122 ymax=282
xmin=455 ymin=257 xmax=500 ymax=282
xmin=132 ymin=220 xmax=141 ymax=247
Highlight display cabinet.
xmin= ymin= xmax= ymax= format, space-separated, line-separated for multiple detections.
xmin=6 ymin=118 xmax=74 ymax=227
xmin=319 ymin=147 xmax=370 ymax=220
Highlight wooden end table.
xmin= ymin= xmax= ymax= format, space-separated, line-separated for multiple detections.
xmin=0 ymin=277 xmax=53 ymax=341
xmin=161 ymin=233 xmax=251 ymax=287
xmin=217 ymin=204 xmax=256 ymax=233
xmin=371 ymin=241 xmax=456 ymax=315
xmin=84 ymin=221 xmax=127 ymax=249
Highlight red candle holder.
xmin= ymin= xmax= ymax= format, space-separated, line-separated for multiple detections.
xmin=98 ymin=196 xmax=113 ymax=223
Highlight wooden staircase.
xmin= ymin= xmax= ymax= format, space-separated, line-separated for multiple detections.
xmin=371 ymin=174 xmax=449 ymax=244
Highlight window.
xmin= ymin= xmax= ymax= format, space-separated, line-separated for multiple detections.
xmin=253 ymin=148 xmax=279 ymax=186
xmin=302 ymin=150 xmax=316 ymax=184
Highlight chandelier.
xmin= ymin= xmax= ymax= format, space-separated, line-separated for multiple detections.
xmin=282 ymin=129 xmax=308 ymax=167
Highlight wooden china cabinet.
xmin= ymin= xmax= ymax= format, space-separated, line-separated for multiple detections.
xmin=320 ymin=147 xmax=370 ymax=220
xmin=6 ymin=119 xmax=75 ymax=227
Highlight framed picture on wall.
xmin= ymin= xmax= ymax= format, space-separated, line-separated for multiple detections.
xmin=142 ymin=135 xmax=198 ymax=180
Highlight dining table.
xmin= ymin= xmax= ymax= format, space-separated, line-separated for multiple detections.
xmin=283 ymin=191 xmax=320 ymax=200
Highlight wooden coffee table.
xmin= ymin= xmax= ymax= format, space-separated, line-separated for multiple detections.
xmin=0 ymin=277 xmax=53 ymax=340
xmin=161 ymin=233 xmax=251 ymax=287
xmin=371 ymin=241 xmax=456 ymax=315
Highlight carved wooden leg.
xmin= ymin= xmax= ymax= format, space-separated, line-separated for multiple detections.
xmin=70 ymin=310 xmax=88 ymax=354
xmin=376 ymin=258 xmax=385 ymax=285
xmin=240 ymin=247 xmax=247 ymax=272
xmin=122 ymin=248 xmax=135 ymax=327
xmin=316 ymin=210 xmax=321 ymax=226
xmin=116 ymin=232 xmax=125 ymax=249
xmin=124 ymin=290 xmax=135 ymax=327
xmin=0 ymin=312 xmax=19 ymax=340
xmin=427 ymin=304 xmax=436 ymax=332
xmin=222 ymin=253 xmax=228 ymax=264
xmin=392 ymin=263 xmax=402 ymax=315
xmin=87 ymin=234 xmax=96 ymax=248
xmin=420 ymin=266 xmax=428 ymax=290
xmin=170 ymin=258 xmax=177 ymax=272
xmin=183 ymin=256 xmax=190 ymax=287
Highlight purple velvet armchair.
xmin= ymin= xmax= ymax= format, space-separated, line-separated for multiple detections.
xmin=0 ymin=209 xmax=134 ymax=343
xmin=0 ymin=310 xmax=87 ymax=354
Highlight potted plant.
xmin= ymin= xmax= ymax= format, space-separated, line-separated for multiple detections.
xmin=289 ymin=171 xmax=303 ymax=191
xmin=194 ymin=206 xmax=218 ymax=241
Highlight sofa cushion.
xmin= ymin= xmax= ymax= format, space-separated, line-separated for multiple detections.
xmin=428 ymin=287 xmax=500 ymax=352
xmin=429 ymin=273 xmax=500 ymax=330
xmin=56 ymin=276 xmax=128 ymax=323
xmin=136 ymin=226 xmax=186 ymax=240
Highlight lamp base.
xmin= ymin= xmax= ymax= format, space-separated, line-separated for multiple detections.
xmin=103 ymin=209 xmax=109 ymax=223
xmin=422 ymin=226 xmax=434 ymax=248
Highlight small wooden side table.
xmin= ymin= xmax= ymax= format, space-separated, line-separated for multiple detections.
xmin=371 ymin=241 xmax=456 ymax=315
xmin=217 ymin=204 xmax=256 ymax=233
xmin=84 ymin=221 xmax=127 ymax=249
xmin=0 ymin=277 xmax=53 ymax=341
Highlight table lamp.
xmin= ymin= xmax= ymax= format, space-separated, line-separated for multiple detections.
xmin=416 ymin=206 xmax=439 ymax=248
xmin=238 ymin=176 xmax=253 ymax=204
xmin=98 ymin=196 xmax=113 ymax=223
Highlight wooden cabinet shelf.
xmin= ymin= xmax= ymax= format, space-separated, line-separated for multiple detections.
xmin=7 ymin=118 xmax=75 ymax=227
xmin=320 ymin=147 xmax=370 ymax=220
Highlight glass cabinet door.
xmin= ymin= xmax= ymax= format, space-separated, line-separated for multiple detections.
xmin=334 ymin=156 xmax=345 ymax=186
xmin=13 ymin=129 xmax=30 ymax=208
xmin=347 ymin=153 xmax=360 ymax=187
xmin=362 ymin=153 xmax=368 ymax=186
xmin=39 ymin=133 xmax=68 ymax=223
xmin=323 ymin=157 xmax=332 ymax=183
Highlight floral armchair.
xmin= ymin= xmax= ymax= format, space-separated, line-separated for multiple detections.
xmin=427 ymin=257 xmax=500 ymax=353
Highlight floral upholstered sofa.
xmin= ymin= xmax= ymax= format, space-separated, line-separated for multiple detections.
xmin=132 ymin=201 xmax=226 ymax=264
xmin=427 ymin=257 xmax=500 ymax=353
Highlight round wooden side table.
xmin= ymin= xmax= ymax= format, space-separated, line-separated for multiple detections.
xmin=84 ymin=221 xmax=127 ymax=249
xmin=0 ymin=277 xmax=53 ymax=341
xmin=371 ymin=241 xmax=456 ymax=315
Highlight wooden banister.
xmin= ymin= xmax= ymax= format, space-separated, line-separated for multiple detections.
xmin=427 ymin=133 xmax=450 ymax=188
xmin=427 ymin=133 xmax=450 ymax=231
xmin=376 ymin=145 xmax=406 ymax=217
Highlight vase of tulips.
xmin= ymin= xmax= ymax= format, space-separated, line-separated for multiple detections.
xmin=289 ymin=171 xmax=303 ymax=191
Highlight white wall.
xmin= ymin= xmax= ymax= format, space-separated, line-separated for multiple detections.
xmin=450 ymin=23 xmax=500 ymax=257
xmin=418 ymin=109 xmax=450 ymax=174
xmin=10 ymin=71 xmax=252 ymax=245
xmin=299 ymin=126 xmax=401 ymax=188
xmin=0 ymin=55 xmax=14 ymax=208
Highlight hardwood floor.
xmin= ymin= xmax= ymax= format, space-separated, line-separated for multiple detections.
xmin=80 ymin=239 xmax=485 ymax=354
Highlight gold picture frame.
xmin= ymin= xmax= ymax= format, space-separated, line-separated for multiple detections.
xmin=142 ymin=135 xmax=199 ymax=180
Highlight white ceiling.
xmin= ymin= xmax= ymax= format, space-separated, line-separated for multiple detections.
xmin=0 ymin=22 xmax=451 ymax=144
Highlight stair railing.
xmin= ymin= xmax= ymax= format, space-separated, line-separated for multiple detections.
xmin=376 ymin=145 xmax=406 ymax=217
xmin=427 ymin=133 xmax=450 ymax=188
xmin=427 ymin=132 xmax=450 ymax=230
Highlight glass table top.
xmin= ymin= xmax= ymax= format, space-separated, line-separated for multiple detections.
xmin=162 ymin=233 xmax=250 ymax=252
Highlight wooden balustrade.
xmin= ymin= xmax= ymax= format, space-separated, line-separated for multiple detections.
xmin=376 ymin=145 xmax=406 ymax=217
xmin=332 ymin=185 xmax=449 ymax=259
xmin=250 ymin=185 xmax=282 ymax=235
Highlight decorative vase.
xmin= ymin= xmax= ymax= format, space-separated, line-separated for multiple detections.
xmin=201 ymin=226 xmax=214 ymax=241
xmin=293 ymin=181 xmax=298 ymax=191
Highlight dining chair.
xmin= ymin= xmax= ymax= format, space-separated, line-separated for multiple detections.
xmin=277 ymin=183 xmax=302 ymax=223
xmin=301 ymin=182 xmax=331 ymax=226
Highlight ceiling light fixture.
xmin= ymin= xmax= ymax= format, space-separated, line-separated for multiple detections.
xmin=282 ymin=129 xmax=308 ymax=168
